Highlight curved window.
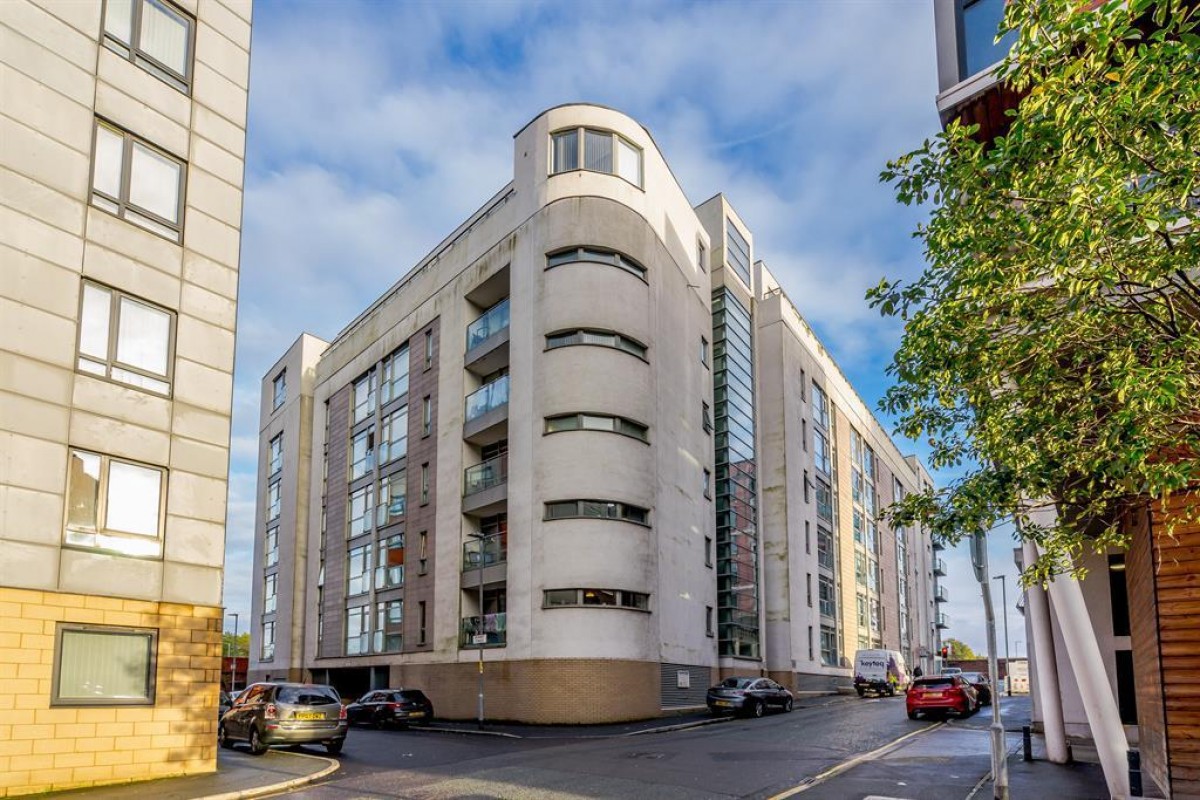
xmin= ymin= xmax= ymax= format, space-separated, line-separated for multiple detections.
xmin=544 ymin=499 xmax=649 ymax=526
xmin=550 ymin=127 xmax=642 ymax=187
xmin=543 ymin=589 xmax=650 ymax=611
xmin=546 ymin=246 xmax=646 ymax=280
xmin=545 ymin=413 xmax=648 ymax=442
xmin=546 ymin=328 xmax=647 ymax=360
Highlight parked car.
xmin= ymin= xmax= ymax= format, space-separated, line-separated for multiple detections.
xmin=706 ymin=677 xmax=794 ymax=718
xmin=346 ymin=689 xmax=434 ymax=728
xmin=906 ymin=675 xmax=979 ymax=719
xmin=853 ymin=649 xmax=910 ymax=697
xmin=219 ymin=682 xmax=348 ymax=755
xmin=940 ymin=666 xmax=963 ymax=677
xmin=219 ymin=689 xmax=232 ymax=719
xmin=959 ymin=671 xmax=992 ymax=705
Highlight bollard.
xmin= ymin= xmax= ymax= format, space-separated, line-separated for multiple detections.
xmin=1128 ymin=749 xmax=1142 ymax=797
xmin=1022 ymin=725 xmax=1032 ymax=762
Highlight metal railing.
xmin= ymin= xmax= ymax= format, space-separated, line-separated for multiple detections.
xmin=462 ymin=536 xmax=506 ymax=570
xmin=465 ymin=374 xmax=510 ymax=423
xmin=466 ymin=298 xmax=510 ymax=352
xmin=934 ymin=557 xmax=948 ymax=576
xmin=460 ymin=612 xmax=507 ymax=647
xmin=464 ymin=454 xmax=507 ymax=497
xmin=935 ymin=585 xmax=949 ymax=603
xmin=935 ymin=612 xmax=950 ymax=628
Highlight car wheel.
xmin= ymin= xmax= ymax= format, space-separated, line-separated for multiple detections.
xmin=856 ymin=687 xmax=865 ymax=697
xmin=219 ymin=724 xmax=234 ymax=749
xmin=784 ymin=697 xmax=794 ymax=712
xmin=907 ymin=710 xmax=919 ymax=720
xmin=325 ymin=739 xmax=344 ymax=756
xmin=248 ymin=726 xmax=268 ymax=756
xmin=751 ymin=700 xmax=765 ymax=719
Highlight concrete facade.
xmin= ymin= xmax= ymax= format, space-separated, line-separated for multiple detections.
xmin=1 ymin=0 xmax=251 ymax=794
xmin=249 ymin=104 xmax=937 ymax=721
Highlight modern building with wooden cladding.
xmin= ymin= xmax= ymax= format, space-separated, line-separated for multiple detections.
xmin=249 ymin=104 xmax=940 ymax=723
xmin=0 ymin=0 xmax=251 ymax=795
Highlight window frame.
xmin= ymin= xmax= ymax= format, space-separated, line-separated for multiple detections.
xmin=549 ymin=126 xmax=643 ymax=188
xmin=76 ymin=280 xmax=176 ymax=396
xmin=545 ymin=328 xmax=648 ymax=361
xmin=543 ymin=412 xmax=649 ymax=443
xmin=51 ymin=623 xmax=157 ymax=706
xmin=90 ymin=119 xmax=186 ymax=242
xmin=543 ymin=499 xmax=650 ymax=527
xmin=101 ymin=0 xmax=195 ymax=94
xmin=272 ymin=370 xmax=286 ymax=410
xmin=63 ymin=448 xmax=167 ymax=557
xmin=545 ymin=246 xmax=647 ymax=282
xmin=268 ymin=433 xmax=282 ymax=476
xmin=542 ymin=588 xmax=651 ymax=611
xmin=261 ymin=619 xmax=275 ymax=660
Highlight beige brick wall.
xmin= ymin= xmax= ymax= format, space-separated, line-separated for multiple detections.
xmin=385 ymin=659 xmax=659 ymax=724
xmin=0 ymin=587 xmax=221 ymax=797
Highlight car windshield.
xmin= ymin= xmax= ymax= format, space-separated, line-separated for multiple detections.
xmin=718 ymin=678 xmax=756 ymax=689
xmin=277 ymin=686 xmax=340 ymax=705
xmin=916 ymin=678 xmax=954 ymax=689
xmin=961 ymin=673 xmax=985 ymax=682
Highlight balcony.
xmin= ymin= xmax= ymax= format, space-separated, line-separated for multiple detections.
xmin=462 ymin=453 xmax=507 ymax=515
xmin=934 ymin=557 xmax=947 ymax=577
xmin=935 ymin=612 xmax=950 ymax=629
xmin=932 ymin=537 xmax=946 ymax=552
xmin=935 ymin=585 xmax=949 ymax=603
xmin=463 ymin=374 xmax=509 ymax=445
xmin=464 ymin=298 xmax=510 ymax=376
xmin=461 ymin=536 xmax=507 ymax=588
xmin=460 ymin=612 xmax=506 ymax=648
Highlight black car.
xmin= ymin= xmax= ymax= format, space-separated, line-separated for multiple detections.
xmin=706 ymin=677 xmax=794 ymax=718
xmin=960 ymin=672 xmax=992 ymax=705
xmin=346 ymin=688 xmax=434 ymax=728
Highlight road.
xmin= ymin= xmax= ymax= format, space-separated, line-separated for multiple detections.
xmin=268 ymin=694 xmax=974 ymax=800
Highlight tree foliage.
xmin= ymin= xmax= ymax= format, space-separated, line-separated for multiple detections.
xmin=222 ymin=631 xmax=250 ymax=657
xmin=872 ymin=0 xmax=1200 ymax=583
xmin=943 ymin=638 xmax=978 ymax=660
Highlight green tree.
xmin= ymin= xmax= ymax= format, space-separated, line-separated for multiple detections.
xmin=222 ymin=631 xmax=250 ymax=657
xmin=943 ymin=638 xmax=978 ymax=660
xmin=872 ymin=0 xmax=1200 ymax=582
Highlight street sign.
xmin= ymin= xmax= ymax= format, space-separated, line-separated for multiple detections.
xmin=473 ymin=634 xmax=488 ymax=645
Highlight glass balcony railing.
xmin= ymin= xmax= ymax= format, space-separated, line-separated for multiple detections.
xmin=934 ymin=558 xmax=948 ymax=576
xmin=465 ymin=375 xmax=510 ymax=423
xmin=464 ymin=454 xmax=507 ymax=497
xmin=460 ymin=612 xmax=506 ymax=647
xmin=935 ymin=585 xmax=949 ymax=603
xmin=462 ymin=536 xmax=506 ymax=570
xmin=935 ymin=612 xmax=950 ymax=629
xmin=466 ymin=298 xmax=510 ymax=352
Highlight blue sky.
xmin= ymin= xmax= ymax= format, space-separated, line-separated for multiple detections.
xmin=223 ymin=0 xmax=1024 ymax=657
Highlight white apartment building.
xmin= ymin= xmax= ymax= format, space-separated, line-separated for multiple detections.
xmin=0 ymin=0 xmax=251 ymax=794
xmin=249 ymin=104 xmax=940 ymax=722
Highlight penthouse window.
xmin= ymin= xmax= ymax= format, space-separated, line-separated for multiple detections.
xmin=543 ymin=589 xmax=650 ymax=611
xmin=102 ymin=0 xmax=193 ymax=92
xmin=546 ymin=246 xmax=647 ymax=281
xmin=550 ymin=127 xmax=643 ymax=187
xmin=77 ymin=281 xmax=174 ymax=395
xmin=91 ymin=120 xmax=185 ymax=241
xmin=545 ymin=413 xmax=648 ymax=443
xmin=546 ymin=329 xmax=647 ymax=360
xmin=64 ymin=449 xmax=165 ymax=557
xmin=544 ymin=499 xmax=650 ymax=526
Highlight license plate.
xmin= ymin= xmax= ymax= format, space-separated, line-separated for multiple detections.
xmin=715 ymin=700 xmax=733 ymax=707
xmin=408 ymin=711 xmax=425 ymax=718
xmin=925 ymin=692 xmax=943 ymax=698
xmin=295 ymin=712 xmax=323 ymax=720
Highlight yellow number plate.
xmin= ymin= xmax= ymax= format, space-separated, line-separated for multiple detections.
xmin=295 ymin=712 xmax=323 ymax=720
xmin=409 ymin=711 xmax=425 ymax=717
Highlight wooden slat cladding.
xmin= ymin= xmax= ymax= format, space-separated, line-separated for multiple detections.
xmin=1127 ymin=504 xmax=1169 ymax=795
xmin=318 ymin=384 xmax=352 ymax=659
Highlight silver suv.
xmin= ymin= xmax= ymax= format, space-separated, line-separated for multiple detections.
xmin=219 ymin=682 xmax=347 ymax=755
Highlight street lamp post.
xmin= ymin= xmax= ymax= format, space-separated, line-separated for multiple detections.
xmin=994 ymin=575 xmax=1011 ymax=697
xmin=972 ymin=530 xmax=1009 ymax=800
xmin=467 ymin=532 xmax=490 ymax=731
xmin=230 ymin=612 xmax=239 ymax=692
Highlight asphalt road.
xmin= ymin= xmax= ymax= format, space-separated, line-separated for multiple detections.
xmin=270 ymin=694 xmax=951 ymax=800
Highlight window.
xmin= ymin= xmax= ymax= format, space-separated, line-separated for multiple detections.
xmin=349 ymin=427 xmax=375 ymax=480
xmin=544 ymin=499 xmax=650 ymax=526
xmin=802 ymin=419 xmax=808 ymax=450
xmin=264 ymin=526 xmax=278 ymax=568
xmin=815 ymin=479 xmax=832 ymax=522
xmin=422 ymin=396 xmax=432 ymax=436
xmin=424 ymin=330 xmax=433 ymax=369
xmin=375 ymin=600 xmax=403 ymax=653
xmin=375 ymin=534 xmax=405 ymax=589
xmin=543 ymin=588 xmax=650 ymax=610
xmin=91 ymin=120 xmax=184 ymax=240
xmin=1109 ymin=554 xmax=1130 ymax=637
xmin=819 ymin=575 xmax=836 ymax=617
xmin=545 ymin=246 xmax=647 ymax=280
xmin=545 ymin=328 xmax=647 ymax=359
xmin=808 ymin=626 xmax=815 ymax=661
xmin=725 ymin=219 xmax=751 ymax=287
xmin=703 ymin=468 xmax=712 ymax=500
xmin=348 ymin=484 xmax=373 ymax=538
xmin=101 ymin=0 xmax=193 ymax=92
xmin=379 ymin=406 xmax=408 ymax=464
xmin=64 ymin=449 xmax=164 ymax=556
xmin=263 ymin=573 xmax=277 ymax=614
xmin=418 ymin=601 xmax=427 ymax=645
xmin=418 ymin=531 xmax=428 ymax=575
xmin=346 ymin=605 xmax=369 ymax=655
xmin=697 ymin=239 xmax=707 ymax=272
xmin=804 ymin=470 xmax=811 ymax=503
xmin=814 ymin=430 xmax=831 ymax=475
xmin=700 ymin=336 xmax=709 ymax=366
xmin=377 ymin=469 xmax=406 ymax=527
xmin=268 ymin=434 xmax=282 ymax=476
xmin=818 ymin=527 xmax=834 ymax=569
xmin=272 ymin=370 xmax=286 ymax=410
xmin=805 ymin=521 xmax=811 ymax=553
xmin=353 ymin=371 xmax=376 ymax=424
xmin=544 ymin=412 xmax=648 ymax=442
xmin=420 ymin=462 xmax=430 ymax=505
xmin=820 ymin=624 xmax=837 ymax=666
xmin=706 ymin=606 xmax=714 ymax=637
xmin=382 ymin=346 xmax=410 ymax=404
xmin=77 ymin=281 xmax=174 ymax=394
xmin=705 ymin=536 xmax=713 ymax=567
xmin=702 ymin=401 xmax=712 ymax=434
xmin=550 ymin=127 xmax=642 ymax=187
xmin=812 ymin=383 xmax=830 ymax=429
xmin=857 ymin=593 xmax=869 ymax=627
xmin=52 ymin=624 xmax=156 ymax=706
xmin=261 ymin=620 xmax=275 ymax=660
xmin=266 ymin=480 xmax=280 ymax=522
xmin=806 ymin=573 xmax=812 ymax=607
xmin=347 ymin=545 xmax=372 ymax=596
xmin=959 ymin=0 xmax=1019 ymax=78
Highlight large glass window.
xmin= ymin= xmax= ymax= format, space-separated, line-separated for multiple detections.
xmin=544 ymin=412 xmax=648 ymax=442
xmin=725 ymin=219 xmax=751 ymax=287
xmin=272 ymin=370 xmax=286 ymax=410
xmin=64 ymin=449 xmax=164 ymax=556
xmin=267 ymin=480 xmax=280 ymax=521
xmin=377 ymin=469 xmax=407 ymax=527
xmin=812 ymin=383 xmax=830 ymax=429
xmin=91 ymin=120 xmax=184 ymax=241
xmin=545 ymin=246 xmax=647 ymax=281
xmin=264 ymin=526 xmax=279 ymax=568
xmin=375 ymin=534 xmax=405 ymax=589
xmin=960 ymin=0 xmax=1019 ymax=78
xmin=345 ymin=605 xmax=369 ymax=656
xmin=353 ymin=371 xmax=376 ymax=424
xmin=77 ymin=281 xmax=173 ymax=394
xmin=102 ymin=0 xmax=193 ymax=91
xmin=268 ymin=434 xmax=282 ymax=476
xmin=818 ymin=575 xmax=836 ymax=617
xmin=813 ymin=430 xmax=831 ymax=475
xmin=52 ymin=624 xmax=156 ymax=705
xmin=545 ymin=328 xmax=646 ymax=359
xmin=262 ymin=573 xmax=277 ymax=614
xmin=820 ymin=625 xmax=838 ymax=666
xmin=544 ymin=499 xmax=650 ymax=526
xmin=550 ymin=128 xmax=642 ymax=187
xmin=348 ymin=484 xmax=373 ymax=538
xmin=375 ymin=600 xmax=403 ymax=653
xmin=347 ymin=545 xmax=372 ymax=596
xmin=381 ymin=346 xmax=410 ymax=403
xmin=350 ymin=426 xmax=375 ymax=480
xmin=543 ymin=589 xmax=650 ymax=610
xmin=261 ymin=620 xmax=275 ymax=660
xmin=379 ymin=406 xmax=408 ymax=464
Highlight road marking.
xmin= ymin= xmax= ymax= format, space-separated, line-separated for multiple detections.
xmin=765 ymin=722 xmax=944 ymax=800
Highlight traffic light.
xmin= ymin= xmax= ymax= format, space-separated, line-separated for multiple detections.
xmin=939 ymin=645 xmax=949 ymax=659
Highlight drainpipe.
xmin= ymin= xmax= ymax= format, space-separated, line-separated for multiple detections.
xmin=1021 ymin=540 xmax=1068 ymax=764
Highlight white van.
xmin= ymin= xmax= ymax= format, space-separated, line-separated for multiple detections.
xmin=853 ymin=649 xmax=910 ymax=697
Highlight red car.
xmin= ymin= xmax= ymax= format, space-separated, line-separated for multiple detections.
xmin=906 ymin=675 xmax=979 ymax=719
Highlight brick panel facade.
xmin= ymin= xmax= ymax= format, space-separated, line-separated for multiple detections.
xmin=405 ymin=320 xmax=439 ymax=653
